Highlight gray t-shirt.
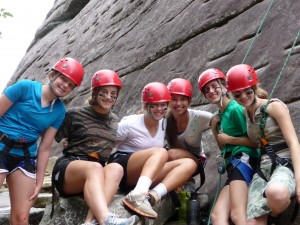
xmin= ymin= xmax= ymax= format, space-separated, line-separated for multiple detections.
xmin=175 ymin=109 xmax=212 ymax=157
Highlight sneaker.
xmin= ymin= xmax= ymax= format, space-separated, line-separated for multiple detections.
xmin=123 ymin=191 xmax=158 ymax=219
xmin=148 ymin=190 xmax=160 ymax=207
xmin=81 ymin=219 xmax=99 ymax=225
xmin=102 ymin=213 xmax=138 ymax=225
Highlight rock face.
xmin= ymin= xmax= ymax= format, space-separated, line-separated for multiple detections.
xmin=3 ymin=0 xmax=300 ymax=224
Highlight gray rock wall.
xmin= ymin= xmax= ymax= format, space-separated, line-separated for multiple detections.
xmin=4 ymin=0 xmax=300 ymax=224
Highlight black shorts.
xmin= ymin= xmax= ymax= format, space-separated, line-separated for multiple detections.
xmin=52 ymin=155 xmax=106 ymax=197
xmin=224 ymin=166 xmax=245 ymax=185
xmin=108 ymin=152 xmax=134 ymax=192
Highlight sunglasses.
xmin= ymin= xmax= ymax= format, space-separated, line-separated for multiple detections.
xmin=232 ymin=90 xmax=254 ymax=99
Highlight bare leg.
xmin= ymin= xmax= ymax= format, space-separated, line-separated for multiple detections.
xmin=7 ymin=170 xmax=35 ymax=225
xmin=84 ymin=163 xmax=123 ymax=223
xmin=229 ymin=180 xmax=248 ymax=225
xmin=126 ymin=148 xmax=168 ymax=186
xmin=265 ymin=183 xmax=290 ymax=216
xmin=153 ymin=158 xmax=197 ymax=191
xmin=63 ymin=161 xmax=110 ymax=224
xmin=211 ymin=185 xmax=231 ymax=225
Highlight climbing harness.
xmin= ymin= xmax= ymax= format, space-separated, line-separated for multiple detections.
xmin=0 ymin=131 xmax=36 ymax=173
xmin=257 ymin=29 xmax=300 ymax=224
xmin=206 ymin=0 xmax=279 ymax=223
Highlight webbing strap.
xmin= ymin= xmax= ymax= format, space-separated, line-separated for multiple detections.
xmin=242 ymin=0 xmax=276 ymax=64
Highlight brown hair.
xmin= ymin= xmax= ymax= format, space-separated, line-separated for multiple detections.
xmin=87 ymin=87 xmax=101 ymax=105
xmin=165 ymin=110 xmax=180 ymax=148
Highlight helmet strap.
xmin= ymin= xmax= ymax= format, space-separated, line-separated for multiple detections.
xmin=48 ymin=71 xmax=60 ymax=86
xmin=251 ymin=87 xmax=257 ymax=105
xmin=48 ymin=72 xmax=61 ymax=98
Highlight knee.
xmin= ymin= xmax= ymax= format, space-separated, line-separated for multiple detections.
xmin=153 ymin=147 xmax=168 ymax=161
xmin=211 ymin=210 xmax=221 ymax=224
xmin=230 ymin=210 xmax=244 ymax=225
xmin=266 ymin=183 xmax=290 ymax=205
xmin=168 ymin=149 xmax=180 ymax=161
xmin=210 ymin=211 xmax=217 ymax=224
xmin=183 ymin=158 xmax=197 ymax=174
xmin=106 ymin=163 xmax=124 ymax=178
xmin=11 ymin=212 xmax=29 ymax=225
xmin=86 ymin=162 xmax=104 ymax=175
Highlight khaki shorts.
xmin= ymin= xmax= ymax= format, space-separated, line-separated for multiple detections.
xmin=247 ymin=163 xmax=295 ymax=219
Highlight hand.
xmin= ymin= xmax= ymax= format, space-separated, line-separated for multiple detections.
xmin=211 ymin=114 xmax=221 ymax=130
xmin=217 ymin=133 xmax=231 ymax=145
xmin=63 ymin=138 xmax=69 ymax=149
xmin=29 ymin=184 xmax=42 ymax=202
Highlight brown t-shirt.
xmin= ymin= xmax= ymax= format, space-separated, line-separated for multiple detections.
xmin=55 ymin=105 xmax=119 ymax=159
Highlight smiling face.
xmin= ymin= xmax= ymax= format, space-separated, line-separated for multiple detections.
xmin=203 ymin=80 xmax=223 ymax=104
xmin=50 ymin=73 xmax=76 ymax=97
xmin=147 ymin=102 xmax=168 ymax=120
xmin=231 ymin=87 xmax=255 ymax=107
xmin=169 ymin=94 xmax=190 ymax=116
xmin=93 ymin=85 xmax=118 ymax=113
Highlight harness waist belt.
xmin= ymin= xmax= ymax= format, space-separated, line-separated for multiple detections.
xmin=0 ymin=131 xmax=36 ymax=149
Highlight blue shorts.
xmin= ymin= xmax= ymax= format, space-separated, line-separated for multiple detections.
xmin=0 ymin=153 xmax=36 ymax=179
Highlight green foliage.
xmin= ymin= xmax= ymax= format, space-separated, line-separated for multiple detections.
xmin=0 ymin=8 xmax=13 ymax=18
xmin=0 ymin=8 xmax=13 ymax=38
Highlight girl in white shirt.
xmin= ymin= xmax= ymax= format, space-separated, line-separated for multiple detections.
xmin=108 ymin=82 xmax=197 ymax=219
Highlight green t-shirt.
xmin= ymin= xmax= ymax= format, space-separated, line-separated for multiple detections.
xmin=217 ymin=100 xmax=259 ymax=160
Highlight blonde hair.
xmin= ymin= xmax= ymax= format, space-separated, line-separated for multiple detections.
xmin=253 ymin=84 xmax=269 ymax=99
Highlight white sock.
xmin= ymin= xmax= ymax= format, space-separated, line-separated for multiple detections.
xmin=132 ymin=176 xmax=152 ymax=194
xmin=152 ymin=183 xmax=167 ymax=198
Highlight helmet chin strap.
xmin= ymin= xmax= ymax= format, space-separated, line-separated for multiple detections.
xmin=48 ymin=73 xmax=61 ymax=98
xmin=251 ymin=87 xmax=257 ymax=106
xmin=217 ymin=79 xmax=227 ymax=108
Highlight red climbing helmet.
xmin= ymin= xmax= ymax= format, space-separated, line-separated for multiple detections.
xmin=91 ymin=70 xmax=122 ymax=89
xmin=226 ymin=64 xmax=259 ymax=92
xmin=52 ymin=57 xmax=84 ymax=86
xmin=142 ymin=82 xmax=171 ymax=103
xmin=167 ymin=78 xmax=193 ymax=98
xmin=198 ymin=68 xmax=226 ymax=94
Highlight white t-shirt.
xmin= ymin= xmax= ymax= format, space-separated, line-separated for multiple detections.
xmin=175 ymin=109 xmax=212 ymax=156
xmin=116 ymin=114 xmax=166 ymax=153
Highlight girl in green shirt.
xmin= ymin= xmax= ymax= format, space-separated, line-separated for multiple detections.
xmin=198 ymin=68 xmax=259 ymax=225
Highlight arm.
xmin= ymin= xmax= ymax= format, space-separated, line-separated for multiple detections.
xmin=0 ymin=94 xmax=14 ymax=117
xmin=217 ymin=104 xmax=258 ymax=148
xmin=216 ymin=133 xmax=258 ymax=148
xmin=210 ymin=114 xmax=224 ymax=150
xmin=30 ymin=126 xmax=57 ymax=201
xmin=268 ymin=101 xmax=300 ymax=203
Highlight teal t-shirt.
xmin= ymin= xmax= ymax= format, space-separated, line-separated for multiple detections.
xmin=0 ymin=80 xmax=66 ymax=157
xmin=217 ymin=100 xmax=259 ymax=160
